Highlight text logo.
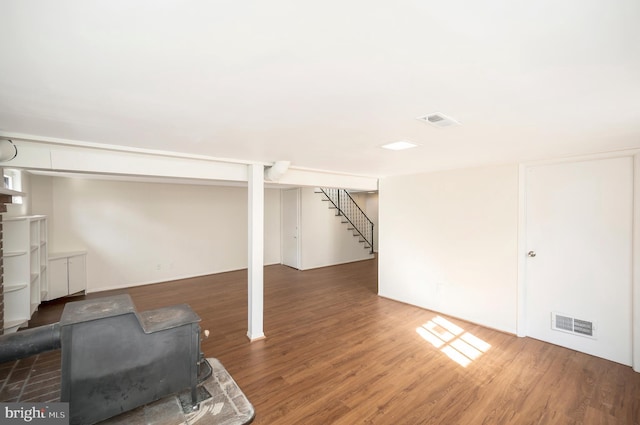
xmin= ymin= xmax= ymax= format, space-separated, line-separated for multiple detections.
xmin=1 ymin=403 xmax=68 ymax=424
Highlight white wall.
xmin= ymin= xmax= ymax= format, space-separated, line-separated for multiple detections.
xmin=378 ymin=164 xmax=519 ymax=334
xmin=29 ymin=173 xmax=53 ymax=219
xmin=264 ymin=186 xmax=281 ymax=265
xmin=300 ymin=187 xmax=374 ymax=270
xmin=30 ymin=175 xmax=281 ymax=292
xmin=365 ymin=193 xmax=379 ymax=252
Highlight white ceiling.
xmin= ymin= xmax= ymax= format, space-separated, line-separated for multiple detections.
xmin=1 ymin=1 xmax=640 ymax=178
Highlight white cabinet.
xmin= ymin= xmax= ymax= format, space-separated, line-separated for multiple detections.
xmin=47 ymin=252 xmax=86 ymax=300
xmin=3 ymin=215 xmax=47 ymax=333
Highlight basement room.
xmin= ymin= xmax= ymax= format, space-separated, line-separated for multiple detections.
xmin=1 ymin=1 xmax=640 ymax=424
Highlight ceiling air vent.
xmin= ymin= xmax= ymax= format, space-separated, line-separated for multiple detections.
xmin=551 ymin=312 xmax=596 ymax=339
xmin=416 ymin=112 xmax=460 ymax=128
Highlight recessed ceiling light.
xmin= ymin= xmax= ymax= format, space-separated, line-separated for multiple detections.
xmin=380 ymin=141 xmax=419 ymax=151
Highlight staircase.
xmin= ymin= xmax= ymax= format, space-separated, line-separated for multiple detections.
xmin=316 ymin=188 xmax=374 ymax=253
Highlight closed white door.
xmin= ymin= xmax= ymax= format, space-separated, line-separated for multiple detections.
xmin=525 ymin=157 xmax=633 ymax=365
xmin=282 ymin=188 xmax=300 ymax=269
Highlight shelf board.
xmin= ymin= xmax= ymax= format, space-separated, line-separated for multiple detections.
xmin=3 ymin=250 xmax=27 ymax=257
xmin=41 ymin=290 xmax=48 ymax=299
xmin=4 ymin=318 xmax=28 ymax=332
xmin=0 ymin=188 xmax=25 ymax=197
xmin=30 ymin=273 xmax=38 ymax=283
xmin=49 ymin=250 xmax=87 ymax=260
xmin=31 ymin=245 xmax=39 ymax=252
xmin=4 ymin=283 xmax=28 ymax=293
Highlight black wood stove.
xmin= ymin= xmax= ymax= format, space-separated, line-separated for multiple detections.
xmin=0 ymin=294 xmax=215 ymax=424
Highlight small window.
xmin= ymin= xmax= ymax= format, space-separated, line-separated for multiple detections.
xmin=3 ymin=168 xmax=23 ymax=204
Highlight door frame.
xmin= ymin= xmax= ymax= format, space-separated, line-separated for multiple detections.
xmin=516 ymin=149 xmax=640 ymax=371
xmin=281 ymin=188 xmax=301 ymax=269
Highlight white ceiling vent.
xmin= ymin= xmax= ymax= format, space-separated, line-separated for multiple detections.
xmin=417 ymin=112 xmax=460 ymax=128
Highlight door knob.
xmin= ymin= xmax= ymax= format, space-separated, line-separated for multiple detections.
xmin=527 ymin=251 xmax=536 ymax=257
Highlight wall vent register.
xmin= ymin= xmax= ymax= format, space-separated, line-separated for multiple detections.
xmin=551 ymin=312 xmax=596 ymax=338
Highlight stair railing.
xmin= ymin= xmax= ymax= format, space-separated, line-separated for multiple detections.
xmin=319 ymin=188 xmax=374 ymax=253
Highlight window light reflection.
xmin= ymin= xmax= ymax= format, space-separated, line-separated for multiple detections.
xmin=416 ymin=316 xmax=491 ymax=367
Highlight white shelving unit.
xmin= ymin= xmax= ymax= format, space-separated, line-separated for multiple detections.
xmin=3 ymin=215 xmax=47 ymax=333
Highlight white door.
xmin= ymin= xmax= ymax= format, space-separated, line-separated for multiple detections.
xmin=282 ymin=188 xmax=300 ymax=269
xmin=525 ymin=157 xmax=633 ymax=365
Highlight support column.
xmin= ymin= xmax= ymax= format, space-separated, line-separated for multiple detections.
xmin=247 ymin=163 xmax=265 ymax=341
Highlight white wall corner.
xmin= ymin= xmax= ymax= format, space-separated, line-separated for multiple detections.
xmin=516 ymin=163 xmax=527 ymax=338
xmin=633 ymin=154 xmax=640 ymax=372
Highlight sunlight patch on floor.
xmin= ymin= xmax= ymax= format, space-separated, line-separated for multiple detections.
xmin=416 ymin=316 xmax=491 ymax=367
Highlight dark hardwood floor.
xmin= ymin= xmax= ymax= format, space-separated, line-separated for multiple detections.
xmin=3 ymin=258 xmax=640 ymax=424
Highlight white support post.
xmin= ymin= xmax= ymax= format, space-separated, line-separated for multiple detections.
xmin=247 ymin=163 xmax=265 ymax=341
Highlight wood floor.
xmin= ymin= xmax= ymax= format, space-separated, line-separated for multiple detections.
xmin=5 ymin=258 xmax=640 ymax=424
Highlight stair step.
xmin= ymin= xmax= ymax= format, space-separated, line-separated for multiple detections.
xmin=316 ymin=188 xmax=376 ymax=253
